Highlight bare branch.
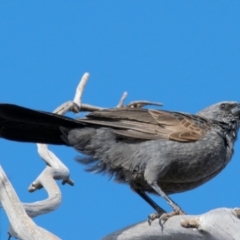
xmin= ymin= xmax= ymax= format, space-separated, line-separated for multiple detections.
xmin=0 ymin=166 xmax=60 ymax=240
xmin=54 ymin=73 xmax=90 ymax=115
xmin=126 ymin=100 xmax=163 ymax=108
xmin=74 ymin=72 xmax=90 ymax=107
xmin=79 ymin=103 xmax=104 ymax=112
xmin=102 ymin=208 xmax=240 ymax=240
xmin=117 ymin=92 xmax=128 ymax=108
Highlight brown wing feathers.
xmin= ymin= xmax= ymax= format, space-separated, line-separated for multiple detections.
xmin=80 ymin=108 xmax=211 ymax=142
xmin=149 ymin=110 xmax=210 ymax=141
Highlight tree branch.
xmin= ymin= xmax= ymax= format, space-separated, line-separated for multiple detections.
xmin=102 ymin=208 xmax=240 ymax=240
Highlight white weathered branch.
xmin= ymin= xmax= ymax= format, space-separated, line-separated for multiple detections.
xmin=102 ymin=208 xmax=240 ymax=240
xmin=0 ymin=166 xmax=60 ymax=240
xmin=73 ymin=72 xmax=90 ymax=107
xmin=117 ymin=92 xmax=128 ymax=108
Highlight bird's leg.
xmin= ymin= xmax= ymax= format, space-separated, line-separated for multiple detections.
xmin=134 ymin=188 xmax=166 ymax=213
xmin=150 ymin=182 xmax=186 ymax=222
xmin=133 ymin=188 xmax=166 ymax=224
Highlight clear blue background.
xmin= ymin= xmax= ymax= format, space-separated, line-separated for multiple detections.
xmin=1 ymin=1 xmax=240 ymax=239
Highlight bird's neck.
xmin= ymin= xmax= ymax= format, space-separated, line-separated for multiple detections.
xmin=222 ymin=120 xmax=239 ymax=147
xmin=218 ymin=121 xmax=239 ymax=166
xmin=231 ymin=120 xmax=239 ymax=139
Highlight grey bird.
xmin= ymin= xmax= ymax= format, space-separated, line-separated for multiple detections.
xmin=0 ymin=101 xmax=239 ymax=221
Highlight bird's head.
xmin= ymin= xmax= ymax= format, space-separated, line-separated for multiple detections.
xmin=197 ymin=101 xmax=240 ymax=127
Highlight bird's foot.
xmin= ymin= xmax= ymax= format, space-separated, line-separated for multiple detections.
xmin=160 ymin=209 xmax=186 ymax=223
xmin=148 ymin=212 xmax=161 ymax=225
xmin=148 ymin=209 xmax=186 ymax=226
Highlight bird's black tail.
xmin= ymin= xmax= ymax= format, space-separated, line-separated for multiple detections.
xmin=0 ymin=104 xmax=83 ymax=145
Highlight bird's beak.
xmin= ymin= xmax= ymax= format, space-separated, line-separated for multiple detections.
xmin=231 ymin=104 xmax=240 ymax=116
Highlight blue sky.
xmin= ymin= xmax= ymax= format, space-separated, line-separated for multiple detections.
xmin=1 ymin=1 xmax=240 ymax=239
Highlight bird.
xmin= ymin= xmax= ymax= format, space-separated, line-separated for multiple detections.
xmin=0 ymin=101 xmax=239 ymax=221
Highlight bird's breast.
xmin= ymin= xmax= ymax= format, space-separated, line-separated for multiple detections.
xmin=161 ymin=131 xmax=227 ymax=182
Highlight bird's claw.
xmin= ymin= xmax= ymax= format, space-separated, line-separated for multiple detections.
xmin=148 ymin=212 xmax=161 ymax=225
xmin=148 ymin=209 xmax=186 ymax=227
xmin=160 ymin=209 xmax=185 ymax=222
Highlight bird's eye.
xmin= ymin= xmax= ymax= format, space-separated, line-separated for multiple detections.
xmin=220 ymin=103 xmax=226 ymax=110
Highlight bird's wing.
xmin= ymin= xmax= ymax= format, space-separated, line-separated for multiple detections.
xmin=79 ymin=108 xmax=211 ymax=142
